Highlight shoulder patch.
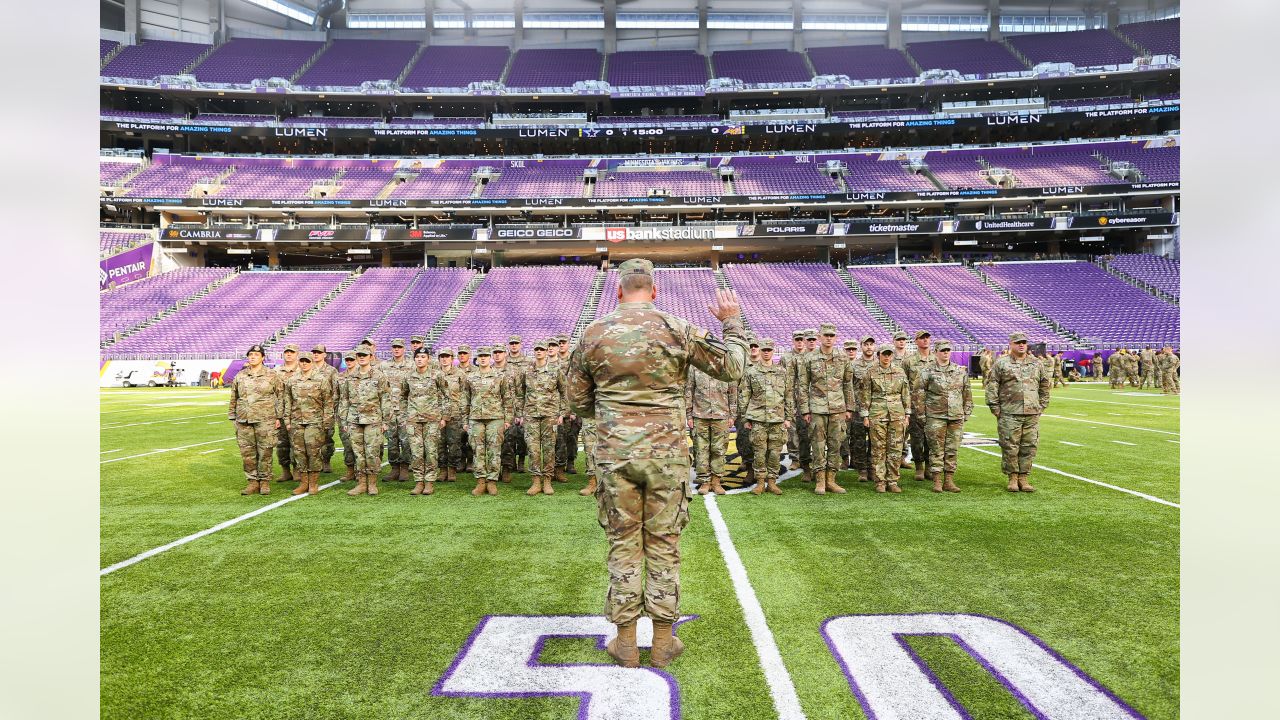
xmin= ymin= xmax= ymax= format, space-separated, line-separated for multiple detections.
xmin=704 ymin=334 xmax=726 ymax=353
xmin=693 ymin=327 xmax=709 ymax=340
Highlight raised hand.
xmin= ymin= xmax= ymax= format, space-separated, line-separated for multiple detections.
xmin=709 ymin=288 xmax=741 ymax=322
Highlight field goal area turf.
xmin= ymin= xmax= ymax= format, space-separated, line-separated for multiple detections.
xmin=101 ymin=383 xmax=1178 ymax=719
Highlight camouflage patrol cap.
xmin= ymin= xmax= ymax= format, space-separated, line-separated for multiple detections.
xmin=311 ymin=344 xmax=326 ymax=353
xmin=391 ymin=338 xmax=406 ymax=347
xmin=820 ymin=323 xmax=837 ymax=336
xmin=1009 ymin=332 xmax=1029 ymax=343
xmin=493 ymin=345 xmax=507 ymax=353
xmin=283 ymin=343 xmax=299 ymax=353
xmin=360 ymin=338 xmax=374 ymax=346
xmin=862 ymin=335 xmax=876 ymax=344
xmin=747 ymin=333 xmax=759 ymax=347
xmin=893 ymin=331 xmax=908 ymax=341
xmin=437 ymin=347 xmax=454 ymax=357
xmin=760 ymin=338 xmax=776 ymax=351
xmin=413 ymin=347 xmax=430 ymax=357
xmin=476 ymin=346 xmax=493 ymax=357
xmin=914 ymin=330 xmax=931 ymax=340
xmin=792 ymin=330 xmax=805 ymax=340
xmin=843 ymin=340 xmax=858 ymax=350
xmin=356 ymin=347 xmax=372 ymax=356
xmin=246 ymin=344 xmax=266 ymax=356
xmin=411 ymin=335 xmax=426 ymax=344
xmin=535 ymin=339 xmax=551 ymax=350
xmin=805 ymin=329 xmax=819 ymax=340
xmin=617 ymin=258 xmax=655 ymax=278
xmin=556 ymin=335 xmax=569 ymax=344
xmin=878 ymin=344 xmax=895 ymax=355
xmin=298 ymin=355 xmax=312 ymax=363
xmin=508 ymin=335 xmax=522 ymax=343
xmin=457 ymin=344 xmax=472 ymax=354
xmin=344 ymin=348 xmax=357 ymax=360
xmin=935 ymin=340 xmax=953 ymax=351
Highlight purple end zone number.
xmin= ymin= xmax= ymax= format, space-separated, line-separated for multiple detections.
xmin=821 ymin=614 xmax=1147 ymax=720
xmin=433 ymin=615 xmax=696 ymax=720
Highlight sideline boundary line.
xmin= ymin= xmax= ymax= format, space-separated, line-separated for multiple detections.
xmin=101 ymin=437 xmax=235 ymax=463
xmin=703 ymin=494 xmax=807 ymax=720
xmin=103 ymin=413 xmax=224 ymax=429
xmin=962 ymin=446 xmax=1179 ymax=508
xmin=1041 ymin=414 xmax=1179 ymax=436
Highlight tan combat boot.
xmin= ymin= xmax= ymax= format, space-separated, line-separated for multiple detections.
xmin=445 ymin=467 xmax=456 ymax=482
xmin=858 ymin=470 xmax=869 ymax=483
xmin=1006 ymin=474 xmax=1020 ymax=492
xmin=931 ymin=472 xmax=944 ymax=493
xmin=554 ymin=466 xmax=569 ymax=483
xmin=500 ymin=468 xmax=511 ymax=484
xmin=259 ymin=477 xmax=270 ymax=495
xmin=875 ymin=480 xmax=886 ymax=493
xmin=697 ymin=480 xmax=711 ymax=495
xmin=526 ymin=477 xmax=543 ymax=496
xmin=241 ymin=479 xmax=260 ymax=496
xmin=943 ymin=473 xmax=960 ymax=493
xmin=710 ymin=476 xmax=726 ymax=495
xmin=307 ymin=472 xmax=319 ymax=495
xmin=1018 ymin=473 xmax=1036 ymax=493
xmin=341 ymin=465 xmax=356 ymax=482
xmin=650 ymin=622 xmax=685 ymax=669
xmin=900 ymin=455 xmax=912 ymax=469
xmin=321 ymin=459 xmax=332 ymax=474
xmin=471 ymin=478 xmax=486 ymax=496
xmin=750 ymin=479 xmax=764 ymax=495
xmin=367 ymin=472 xmax=379 ymax=496
xmin=801 ymin=466 xmax=813 ymax=483
xmin=517 ymin=457 xmax=526 ymax=473
xmin=579 ymin=476 xmax=597 ymax=496
xmin=423 ymin=480 xmax=434 ymax=495
xmin=292 ymin=470 xmax=309 ymax=496
xmin=347 ymin=473 xmax=368 ymax=496
xmin=766 ymin=477 xmax=782 ymax=495
xmin=888 ymin=481 xmax=901 ymax=493
xmin=280 ymin=464 xmax=293 ymax=486
xmin=410 ymin=480 xmax=426 ymax=495
xmin=914 ymin=462 xmax=926 ymax=480
xmin=826 ymin=470 xmax=847 ymax=494
xmin=814 ymin=471 xmax=827 ymax=495
xmin=606 ymin=622 xmax=639 ymax=668
xmin=542 ymin=477 xmax=554 ymax=495
xmin=486 ymin=479 xmax=498 ymax=496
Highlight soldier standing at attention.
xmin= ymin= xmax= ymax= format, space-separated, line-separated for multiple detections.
xmin=1158 ymin=345 xmax=1181 ymax=395
xmin=915 ymin=340 xmax=971 ymax=493
xmin=735 ymin=335 xmax=759 ymax=485
xmin=230 ymin=344 xmax=283 ymax=495
xmin=336 ymin=349 xmax=359 ymax=480
xmin=1140 ymin=346 xmax=1157 ymax=389
xmin=686 ymin=363 xmax=737 ymax=496
xmin=840 ymin=339 xmax=859 ymax=470
xmin=456 ymin=345 xmax=475 ymax=472
xmin=492 ymin=345 xmax=517 ymax=483
xmin=979 ymin=348 xmax=994 ymax=384
xmin=791 ymin=329 xmax=818 ymax=481
xmin=1124 ymin=347 xmax=1141 ymax=388
xmin=506 ymin=335 xmax=530 ymax=474
xmin=986 ymin=332 xmax=1051 ymax=493
xmin=567 ymin=258 xmax=747 ymax=670
xmin=902 ymin=330 xmax=935 ymax=481
xmin=555 ymin=335 xmax=581 ymax=482
xmin=781 ymin=330 xmax=806 ymax=470
xmin=849 ymin=335 xmax=877 ymax=482
xmin=890 ymin=330 xmax=912 ymax=469
xmin=464 ymin=347 xmax=513 ymax=496
xmin=740 ymin=338 xmax=793 ymax=495
xmin=381 ymin=339 xmax=414 ymax=483
xmin=799 ymin=323 xmax=854 ymax=496
xmin=437 ymin=348 xmax=467 ymax=481
xmin=274 ymin=344 xmax=303 ymax=489
xmin=861 ymin=344 xmax=910 ymax=494
xmin=1108 ymin=350 xmax=1124 ymax=389
xmin=283 ymin=353 xmax=332 ymax=496
xmin=515 ymin=339 xmax=565 ymax=496
xmin=340 ymin=347 xmax=392 ymax=497
xmin=402 ymin=346 xmax=449 ymax=496
xmin=309 ymin=345 xmax=340 ymax=474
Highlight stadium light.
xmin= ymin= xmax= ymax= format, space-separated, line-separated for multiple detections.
xmin=227 ymin=248 xmax=252 ymax=255
xmin=595 ymin=247 xmax=607 ymax=253
xmin=347 ymin=248 xmax=371 ymax=254
xmin=711 ymin=245 xmax=724 ymax=251
xmin=242 ymin=0 xmax=316 ymax=25
xmin=833 ymin=243 xmax=846 ymax=249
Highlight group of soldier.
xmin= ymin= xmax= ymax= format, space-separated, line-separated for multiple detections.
xmin=1105 ymin=346 xmax=1181 ymax=393
xmin=227 ymin=334 xmax=593 ymax=498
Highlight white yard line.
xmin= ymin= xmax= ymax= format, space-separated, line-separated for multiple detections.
xmin=962 ymin=446 xmax=1179 ymax=508
xmin=703 ymin=494 xmax=807 ymax=720
xmin=1041 ymin=414 xmax=1179 ymax=436
xmin=1111 ymin=440 xmax=1137 ymax=446
xmin=199 ymin=448 xmax=223 ymax=455
xmin=1058 ymin=441 xmax=1084 ymax=447
xmin=99 ymin=480 xmax=343 ymax=576
xmin=1167 ymin=440 xmax=1180 ymax=444
xmin=100 ymin=449 xmax=122 ymax=454
xmin=100 ymin=437 xmax=235 ymax=464
xmin=1043 ymin=396 xmax=1178 ymax=410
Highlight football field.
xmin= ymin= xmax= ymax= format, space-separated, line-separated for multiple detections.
xmin=100 ymin=383 xmax=1179 ymax=719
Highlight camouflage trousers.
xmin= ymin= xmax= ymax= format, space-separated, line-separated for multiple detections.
xmin=288 ymin=423 xmax=326 ymax=473
xmin=469 ymin=418 xmax=505 ymax=482
xmin=322 ymin=419 xmax=336 ymax=462
xmin=925 ymin=416 xmax=965 ymax=475
xmin=1161 ymin=370 xmax=1180 ymax=394
xmin=438 ymin=418 xmax=466 ymax=471
xmin=1142 ymin=369 xmax=1157 ymax=388
xmin=1053 ymin=373 xmax=1067 ymax=388
xmin=691 ymin=418 xmax=730 ymax=482
xmin=348 ymin=423 xmax=384 ymax=475
xmin=736 ymin=417 xmax=754 ymax=470
xmin=556 ymin=416 xmax=581 ymax=469
xmin=808 ymin=413 xmax=847 ymax=473
xmin=869 ymin=417 xmax=907 ymax=487
xmin=407 ymin=420 xmax=442 ymax=483
xmin=845 ymin=416 xmax=869 ymax=474
xmin=338 ymin=421 xmax=355 ymax=469
xmin=1109 ymin=371 xmax=1124 ymax=389
xmin=523 ymin=417 xmax=558 ymax=479
xmin=275 ymin=424 xmax=294 ymax=471
xmin=385 ymin=419 xmax=411 ymax=466
xmin=1126 ymin=370 xmax=1140 ymax=387
xmin=235 ymin=420 xmax=276 ymax=482
xmin=792 ymin=411 xmax=812 ymax=468
xmin=502 ymin=422 xmax=526 ymax=471
xmin=908 ymin=414 xmax=931 ymax=468
xmin=595 ymin=458 xmax=692 ymax=625
xmin=581 ymin=420 xmax=599 ymax=480
xmin=749 ymin=421 xmax=786 ymax=482
xmin=996 ymin=413 xmax=1040 ymax=474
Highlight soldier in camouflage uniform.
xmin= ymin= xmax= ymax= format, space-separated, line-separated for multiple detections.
xmin=902 ymin=330 xmax=935 ymax=481
xmin=1108 ymin=350 xmax=1124 ymax=389
xmin=340 ymin=347 xmax=392 ymax=496
xmin=1157 ymin=345 xmax=1180 ymax=395
xmin=780 ymin=330 xmax=806 ymax=470
xmin=283 ymin=353 xmax=333 ymax=496
xmin=504 ymin=335 xmax=530 ymax=474
xmin=336 ymin=348 xmax=359 ymax=480
xmin=861 ymin=344 xmax=911 ymax=494
xmin=464 ymin=347 xmax=513 ymax=496
xmin=840 ymin=339 xmax=859 ymax=469
xmin=734 ymin=335 xmax=760 ymax=484
xmin=274 ymin=343 xmax=303 ymax=487
xmin=456 ymin=345 xmax=475 ymax=471
xmin=492 ymin=345 xmax=517 ymax=483
xmin=739 ymin=338 xmax=793 ymax=495
xmin=890 ymin=330 xmax=912 ymax=469
xmin=1140 ymin=347 xmax=1157 ymax=389
xmin=229 ymin=344 xmax=283 ymax=495
xmin=686 ymin=364 xmax=737 ymax=495
xmin=1051 ymin=351 xmax=1068 ymax=388
xmin=579 ymin=417 xmax=600 ymax=496
xmin=1125 ymin=346 xmax=1141 ymax=387
xmin=515 ymin=339 xmax=565 ymax=496
xmin=555 ymin=335 xmax=581 ymax=481
xmin=986 ymin=332 xmax=1051 ymax=493
xmin=914 ymin=340 xmax=971 ymax=493
xmin=567 ymin=258 xmax=747 ymax=670
xmin=308 ymin=344 xmax=340 ymax=474
xmin=436 ymin=348 xmax=467 ymax=481
xmin=381 ymin=339 xmax=414 ymax=482
xmin=799 ymin=322 xmax=854 ymax=495
xmin=790 ymin=329 xmax=819 ymax=481
xmin=979 ymin=348 xmax=994 ymax=384
xmin=402 ymin=346 xmax=450 ymax=496
xmin=848 ymin=335 xmax=877 ymax=481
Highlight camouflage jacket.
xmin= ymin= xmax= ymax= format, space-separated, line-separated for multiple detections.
xmin=979 ymin=354 xmax=993 ymax=373
xmin=276 ymin=363 xmax=302 ymax=389
xmin=339 ymin=365 xmax=393 ymax=425
xmin=516 ymin=362 xmax=566 ymax=419
xmin=985 ymin=354 xmax=1051 ymax=415
xmin=738 ymin=362 xmax=794 ymax=424
xmin=401 ymin=367 xmax=449 ymax=423
xmin=228 ymin=364 xmax=283 ymax=423
xmin=438 ymin=367 xmax=468 ymax=418
xmin=902 ymin=349 xmax=935 ymax=391
xmin=313 ymin=362 xmax=340 ymax=412
xmin=1156 ymin=353 xmax=1181 ymax=372
xmin=567 ymin=301 xmax=748 ymax=462
xmin=799 ymin=348 xmax=855 ymax=415
xmin=850 ymin=354 xmax=877 ymax=413
xmin=464 ymin=367 xmax=512 ymax=422
xmin=914 ymin=361 xmax=973 ymax=420
xmin=685 ymin=366 xmax=737 ymax=421
xmin=380 ymin=356 xmax=415 ymax=411
xmin=860 ymin=363 xmax=910 ymax=420
xmin=284 ymin=368 xmax=333 ymax=426
xmin=784 ymin=350 xmax=809 ymax=405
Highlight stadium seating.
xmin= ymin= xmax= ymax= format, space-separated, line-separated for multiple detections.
xmin=833 ymin=108 xmax=932 ymax=119
xmin=847 ymin=266 xmax=968 ymax=340
xmin=331 ymin=164 xmax=399 ymax=199
xmin=484 ymin=162 xmax=589 ymax=199
xmin=216 ymin=161 xmax=338 ymax=200
xmin=906 ymin=39 xmax=1026 ymax=76
xmin=400 ymin=45 xmax=509 ymax=89
xmin=905 ymin=265 xmax=1072 ymax=346
xmin=712 ymin=49 xmax=811 ymax=84
xmin=1105 ymin=254 xmax=1180 ymax=299
xmin=1048 ymin=96 xmax=1133 ymax=109
xmin=980 ymin=261 xmax=1179 ymax=343
xmin=1005 ymin=29 xmax=1135 ymax=68
xmin=106 ymin=271 xmax=348 ymax=356
xmin=729 ymin=156 xmax=840 ymax=195
xmin=596 ymin=115 xmax=720 ymax=126
xmin=385 ymin=162 xmax=481 ymax=200
xmin=723 ymin=263 xmax=884 ymax=344
xmin=835 ymin=154 xmax=936 ymax=192
xmin=371 ymin=268 xmax=478 ymax=350
xmin=101 ymin=109 xmax=185 ymax=121
xmin=505 ymin=49 xmax=602 ymax=88
xmin=100 ymin=160 xmax=141 ymax=186
xmin=295 ymin=39 xmax=418 ymax=87
xmin=101 ymin=40 xmax=210 ymax=79
xmin=607 ymin=50 xmax=708 ymax=87
xmin=436 ymin=266 xmax=596 ymax=350
xmin=596 ymin=268 xmax=721 ymax=330
xmin=1099 ymin=143 xmax=1180 ymax=183
xmin=596 ymin=170 xmax=725 ymax=198
xmin=100 ymin=267 xmax=234 ymax=344
xmin=925 ymin=144 xmax=1113 ymax=189
xmin=100 ymin=38 xmax=119 ymax=60
xmin=282 ymin=116 xmax=385 ymax=126
xmin=191 ymin=38 xmax=323 ymax=84
xmin=100 ymin=229 xmax=150 ymax=257
xmin=805 ymin=45 xmax=916 ymax=82
xmin=269 ymin=268 xmax=420 ymax=354
xmin=196 ymin=113 xmax=276 ymax=124
xmin=388 ymin=117 xmax=485 ymax=127
xmin=121 ymin=155 xmax=235 ymax=197
xmin=1116 ymin=18 xmax=1180 ymax=56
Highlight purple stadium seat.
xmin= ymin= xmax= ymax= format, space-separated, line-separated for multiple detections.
xmin=1006 ymin=29 xmax=1135 ymax=68
xmin=436 ymin=266 xmax=596 ymax=350
xmin=1106 ymin=255 xmax=1180 ymax=299
xmin=101 ymin=40 xmax=210 ymax=79
xmin=268 ymin=268 xmax=421 ymax=353
xmin=192 ymin=38 xmax=323 ymax=84
xmin=712 ymin=49 xmax=811 ymax=84
xmin=723 ymin=263 xmax=884 ymax=343
xmin=505 ymin=48 xmax=602 ymax=88
xmin=847 ymin=266 xmax=968 ymax=340
xmin=607 ymin=50 xmax=708 ymax=87
xmin=906 ymin=265 xmax=1072 ymax=346
xmin=1116 ymin=18 xmax=1180 ymax=56
xmin=806 ymin=45 xmax=916 ymax=82
xmin=906 ymin=39 xmax=1026 ymax=76
xmin=100 ymin=267 xmax=234 ymax=343
xmin=295 ymin=39 xmax=418 ymax=87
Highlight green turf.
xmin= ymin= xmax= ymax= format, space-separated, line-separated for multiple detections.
xmin=101 ymin=385 xmax=1179 ymax=719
